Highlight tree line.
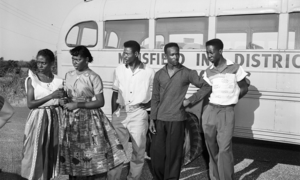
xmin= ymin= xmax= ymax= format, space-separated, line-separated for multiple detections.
xmin=0 ymin=57 xmax=57 ymax=77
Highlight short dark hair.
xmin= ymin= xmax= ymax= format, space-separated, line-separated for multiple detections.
xmin=70 ymin=45 xmax=93 ymax=62
xmin=124 ymin=40 xmax=141 ymax=54
xmin=36 ymin=49 xmax=55 ymax=63
xmin=164 ymin=42 xmax=179 ymax=54
xmin=206 ymin=39 xmax=224 ymax=50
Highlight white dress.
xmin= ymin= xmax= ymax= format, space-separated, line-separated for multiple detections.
xmin=21 ymin=70 xmax=63 ymax=180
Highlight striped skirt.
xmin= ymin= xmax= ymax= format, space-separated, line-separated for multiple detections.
xmin=21 ymin=106 xmax=62 ymax=180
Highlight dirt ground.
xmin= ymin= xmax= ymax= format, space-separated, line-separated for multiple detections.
xmin=1 ymin=107 xmax=300 ymax=180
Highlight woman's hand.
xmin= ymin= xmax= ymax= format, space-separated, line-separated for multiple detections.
xmin=59 ymin=98 xmax=69 ymax=106
xmin=50 ymin=89 xmax=65 ymax=99
xmin=64 ymin=102 xmax=78 ymax=111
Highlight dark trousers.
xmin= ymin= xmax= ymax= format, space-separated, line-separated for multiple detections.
xmin=150 ymin=120 xmax=185 ymax=180
xmin=202 ymin=104 xmax=235 ymax=180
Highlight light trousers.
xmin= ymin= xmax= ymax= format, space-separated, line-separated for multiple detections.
xmin=107 ymin=108 xmax=148 ymax=180
xmin=202 ymin=104 xmax=235 ymax=180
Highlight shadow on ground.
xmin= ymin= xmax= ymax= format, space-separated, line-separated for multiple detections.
xmin=0 ymin=171 xmax=24 ymax=180
xmin=233 ymin=137 xmax=300 ymax=180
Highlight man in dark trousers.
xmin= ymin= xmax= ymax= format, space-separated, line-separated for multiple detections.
xmin=149 ymin=42 xmax=212 ymax=180
xmin=202 ymin=39 xmax=249 ymax=180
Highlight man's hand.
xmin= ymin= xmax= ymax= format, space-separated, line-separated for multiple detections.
xmin=183 ymin=99 xmax=190 ymax=107
xmin=140 ymin=101 xmax=151 ymax=110
xmin=149 ymin=119 xmax=156 ymax=134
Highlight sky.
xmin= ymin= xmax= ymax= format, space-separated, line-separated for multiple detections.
xmin=0 ymin=0 xmax=82 ymax=61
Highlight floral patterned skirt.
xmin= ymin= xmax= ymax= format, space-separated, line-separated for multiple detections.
xmin=59 ymin=108 xmax=127 ymax=176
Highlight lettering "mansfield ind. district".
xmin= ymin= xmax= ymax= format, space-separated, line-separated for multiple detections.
xmin=118 ymin=52 xmax=300 ymax=68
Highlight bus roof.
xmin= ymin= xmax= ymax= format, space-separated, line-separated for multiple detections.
xmin=68 ymin=0 xmax=300 ymax=22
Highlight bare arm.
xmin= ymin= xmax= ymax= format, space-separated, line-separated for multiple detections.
xmin=77 ymin=93 xmax=105 ymax=109
xmin=26 ymin=78 xmax=64 ymax=109
xmin=238 ymin=78 xmax=249 ymax=99
xmin=111 ymin=91 xmax=119 ymax=114
xmin=0 ymin=98 xmax=14 ymax=129
xmin=64 ymin=93 xmax=105 ymax=110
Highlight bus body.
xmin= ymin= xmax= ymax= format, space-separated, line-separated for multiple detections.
xmin=57 ymin=0 xmax=300 ymax=144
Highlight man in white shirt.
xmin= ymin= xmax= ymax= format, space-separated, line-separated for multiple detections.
xmin=202 ymin=39 xmax=249 ymax=180
xmin=108 ymin=41 xmax=155 ymax=180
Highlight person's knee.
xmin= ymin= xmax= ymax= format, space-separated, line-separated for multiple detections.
xmin=218 ymin=144 xmax=232 ymax=155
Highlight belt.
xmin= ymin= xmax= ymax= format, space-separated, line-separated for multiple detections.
xmin=120 ymin=104 xmax=140 ymax=112
xmin=72 ymin=97 xmax=92 ymax=102
xmin=37 ymin=105 xmax=60 ymax=109
xmin=209 ymin=103 xmax=235 ymax=108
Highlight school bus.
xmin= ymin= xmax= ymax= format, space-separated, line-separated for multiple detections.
xmin=57 ymin=0 xmax=300 ymax=145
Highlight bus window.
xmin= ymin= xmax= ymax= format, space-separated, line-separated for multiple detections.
xmin=81 ymin=27 xmax=97 ymax=46
xmin=104 ymin=20 xmax=149 ymax=49
xmin=66 ymin=26 xmax=79 ymax=46
xmin=66 ymin=21 xmax=98 ymax=47
xmin=216 ymin=33 xmax=246 ymax=49
xmin=252 ymin=32 xmax=277 ymax=50
xmin=217 ymin=14 xmax=279 ymax=49
xmin=288 ymin=12 xmax=300 ymax=50
xmin=156 ymin=35 xmax=164 ymax=49
xmin=156 ymin=17 xmax=208 ymax=49
xmin=106 ymin=32 xmax=118 ymax=48
xmin=141 ymin=35 xmax=164 ymax=49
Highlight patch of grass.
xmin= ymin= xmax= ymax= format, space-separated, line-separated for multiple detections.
xmin=0 ymin=107 xmax=29 ymax=179
xmin=0 ymin=71 xmax=27 ymax=107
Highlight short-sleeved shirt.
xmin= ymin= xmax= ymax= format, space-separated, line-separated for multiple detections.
xmin=0 ymin=96 xmax=4 ymax=111
xmin=112 ymin=63 xmax=155 ymax=107
xmin=65 ymin=69 xmax=103 ymax=99
xmin=203 ymin=59 xmax=247 ymax=105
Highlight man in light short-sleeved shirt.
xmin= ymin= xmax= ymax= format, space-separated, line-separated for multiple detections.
xmin=202 ymin=39 xmax=249 ymax=180
xmin=107 ymin=41 xmax=155 ymax=180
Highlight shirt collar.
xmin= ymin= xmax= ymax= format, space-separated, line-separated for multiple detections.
xmin=163 ymin=63 xmax=183 ymax=71
xmin=125 ymin=61 xmax=145 ymax=69
xmin=209 ymin=59 xmax=234 ymax=69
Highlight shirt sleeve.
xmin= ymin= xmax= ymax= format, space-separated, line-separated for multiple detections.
xmin=202 ymin=71 xmax=212 ymax=86
xmin=149 ymin=69 xmax=155 ymax=94
xmin=187 ymin=70 xmax=212 ymax=105
xmin=150 ymin=72 xmax=160 ymax=120
xmin=112 ymin=69 xmax=119 ymax=92
xmin=92 ymin=75 xmax=103 ymax=95
xmin=236 ymin=65 xmax=248 ymax=82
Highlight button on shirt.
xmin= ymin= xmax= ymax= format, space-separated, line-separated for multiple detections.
xmin=150 ymin=64 xmax=212 ymax=122
xmin=203 ymin=59 xmax=248 ymax=105
xmin=112 ymin=63 xmax=155 ymax=107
